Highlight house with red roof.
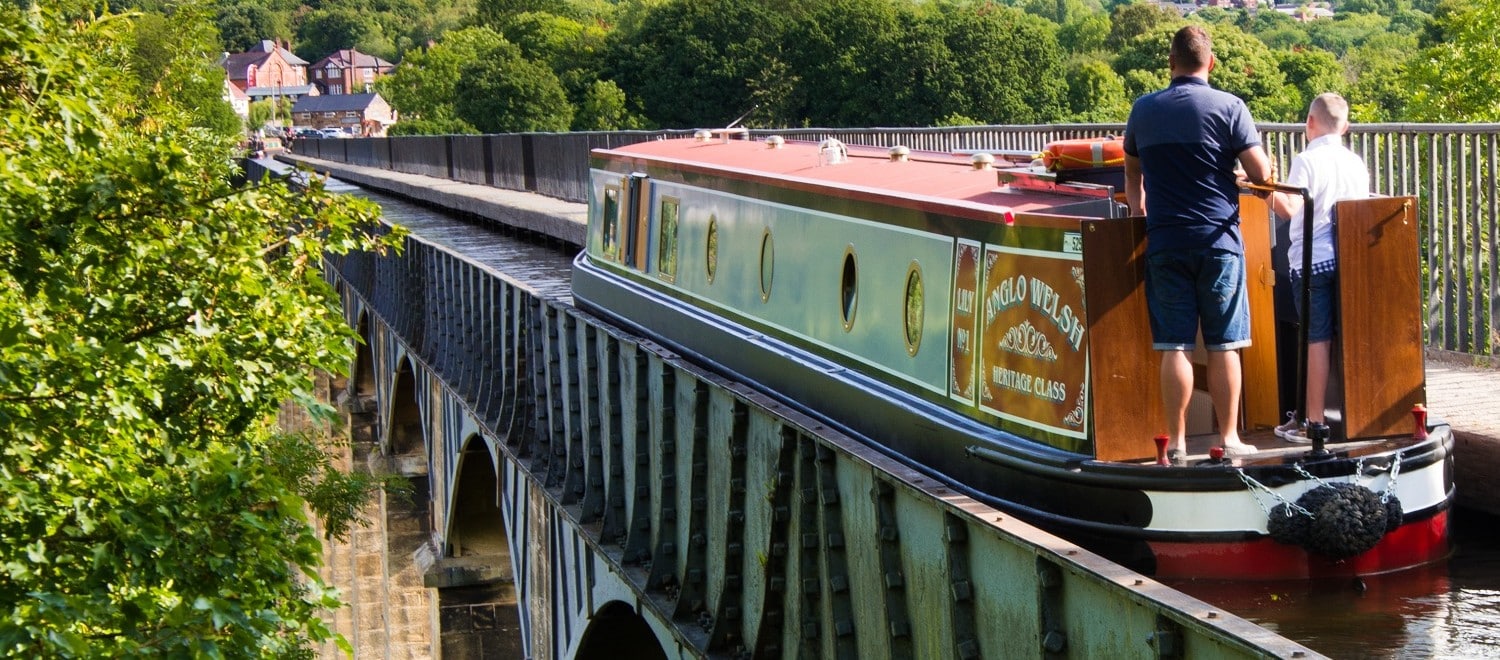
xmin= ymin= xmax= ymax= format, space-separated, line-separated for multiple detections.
xmin=220 ymin=40 xmax=317 ymax=103
xmin=308 ymin=49 xmax=395 ymax=95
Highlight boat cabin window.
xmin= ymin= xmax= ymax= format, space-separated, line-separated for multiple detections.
xmin=657 ymin=197 xmax=680 ymax=282
xmin=623 ymin=173 xmax=649 ymax=271
xmin=601 ymin=185 xmax=620 ymax=260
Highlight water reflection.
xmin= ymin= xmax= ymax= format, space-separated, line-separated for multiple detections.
xmin=1168 ymin=508 xmax=1500 ymax=658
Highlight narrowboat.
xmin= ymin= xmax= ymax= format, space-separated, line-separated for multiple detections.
xmin=570 ymin=131 xmax=1453 ymax=580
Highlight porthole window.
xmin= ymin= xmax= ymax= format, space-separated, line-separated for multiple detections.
xmin=705 ymin=215 xmax=718 ymax=284
xmin=759 ymin=228 xmax=774 ymax=302
xmin=840 ymin=246 xmax=858 ymax=332
xmin=903 ymin=262 xmax=923 ymax=356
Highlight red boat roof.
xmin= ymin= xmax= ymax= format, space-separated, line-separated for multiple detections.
xmin=598 ymin=136 xmax=1111 ymax=217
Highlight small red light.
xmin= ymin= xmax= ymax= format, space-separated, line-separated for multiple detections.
xmin=1003 ymin=211 xmax=1015 ymax=225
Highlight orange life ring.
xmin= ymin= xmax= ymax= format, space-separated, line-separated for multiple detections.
xmin=1041 ymin=136 xmax=1124 ymax=171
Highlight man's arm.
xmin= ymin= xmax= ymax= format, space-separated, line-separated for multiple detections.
xmin=1124 ymin=153 xmax=1145 ymax=216
xmin=1237 ymin=145 xmax=1274 ymax=185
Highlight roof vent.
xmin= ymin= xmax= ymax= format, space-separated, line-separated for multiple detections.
xmin=819 ymin=138 xmax=847 ymax=166
xmin=889 ymin=145 xmax=910 ymax=162
xmin=971 ymin=152 xmax=995 ymax=171
xmin=765 ymin=135 xmax=785 ymax=149
xmin=694 ymin=129 xmax=713 ymax=142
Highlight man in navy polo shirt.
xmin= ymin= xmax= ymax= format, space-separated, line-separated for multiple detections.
xmin=1123 ymin=25 xmax=1274 ymax=461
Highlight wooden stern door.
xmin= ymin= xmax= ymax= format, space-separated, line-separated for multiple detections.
xmin=1337 ymin=196 xmax=1424 ymax=438
xmin=1081 ymin=216 xmax=1161 ymax=462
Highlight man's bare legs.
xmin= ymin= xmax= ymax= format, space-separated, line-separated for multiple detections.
xmin=1161 ymin=350 xmax=1193 ymax=454
xmin=1207 ymin=349 xmax=1252 ymax=451
xmin=1162 ymin=348 xmax=1256 ymax=455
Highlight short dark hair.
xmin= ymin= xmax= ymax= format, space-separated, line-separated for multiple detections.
xmin=1169 ymin=26 xmax=1213 ymax=71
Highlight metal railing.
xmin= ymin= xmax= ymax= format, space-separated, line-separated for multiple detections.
xmin=294 ymin=123 xmax=1498 ymax=359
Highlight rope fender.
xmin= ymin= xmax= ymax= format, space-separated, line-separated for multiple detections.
xmin=1267 ymin=482 xmax=1403 ymax=559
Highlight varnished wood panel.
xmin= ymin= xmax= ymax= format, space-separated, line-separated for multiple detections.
xmin=1239 ymin=194 xmax=1281 ymax=430
xmin=1337 ymin=196 xmax=1424 ymax=438
xmin=1082 ymin=217 xmax=1162 ymax=462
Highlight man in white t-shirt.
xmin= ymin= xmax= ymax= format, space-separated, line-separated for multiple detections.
xmin=1270 ymin=92 xmax=1370 ymax=442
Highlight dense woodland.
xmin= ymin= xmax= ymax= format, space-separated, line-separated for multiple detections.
xmin=104 ymin=0 xmax=1500 ymax=133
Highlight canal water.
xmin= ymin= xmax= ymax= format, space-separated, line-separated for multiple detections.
xmin=1171 ymin=506 xmax=1500 ymax=658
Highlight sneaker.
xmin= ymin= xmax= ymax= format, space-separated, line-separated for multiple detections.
xmin=1274 ymin=414 xmax=1309 ymax=444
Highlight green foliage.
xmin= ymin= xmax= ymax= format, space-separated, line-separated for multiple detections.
xmin=295 ymin=7 xmax=395 ymax=62
xmin=933 ymin=4 xmax=1068 ymax=124
xmin=574 ymin=80 xmax=649 ymax=130
xmin=1066 ymin=55 xmax=1130 ymax=121
xmin=1404 ymin=0 xmax=1500 ymax=121
xmin=1105 ymin=1 xmax=1177 ymax=51
xmin=454 ymin=54 xmax=573 ymax=132
xmin=0 ymin=5 xmax=404 ymax=653
xmin=498 ymin=10 xmax=612 ymax=124
xmin=1344 ymin=33 xmax=1416 ymax=121
xmin=1058 ymin=12 xmax=1109 ymax=53
xmin=606 ymin=0 xmax=790 ymax=128
xmin=249 ymin=98 xmax=277 ymax=127
xmin=215 ymin=2 xmax=285 ymax=52
xmin=777 ymin=0 xmax=910 ymax=127
xmin=1276 ymin=47 xmax=1347 ymax=116
xmin=126 ymin=3 xmax=244 ymax=139
xmin=375 ymin=26 xmax=511 ymax=124
xmin=387 ymin=116 xmax=480 ymax=135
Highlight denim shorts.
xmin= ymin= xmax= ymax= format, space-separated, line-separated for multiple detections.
xmin=1145 ymin=248 xmax=1250 ymax=351
xmin=1289 ymin=270 xmax=1338 ymax=342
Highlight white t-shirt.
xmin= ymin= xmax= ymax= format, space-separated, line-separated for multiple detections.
xmin=1281 ymin=133 xmax=1371 ymax=273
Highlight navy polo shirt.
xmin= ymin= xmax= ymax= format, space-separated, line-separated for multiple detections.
xmin=1123 ymin=76 xmax=1260 ymax=255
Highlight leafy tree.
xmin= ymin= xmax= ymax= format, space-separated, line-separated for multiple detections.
xmin=1105 ymin=1 xmax=1177 ymax=51
xmin=1016 ymin=0 xmax=1101 ymax=25
xmin=294 ymin=7 xmax=395 ymax=61
xmin=1303 ymin=11 xmax=1390 ymax=57
xmin=1255 ymin=24 xmax=1312 ymax=51
xmin=1122 ymin=67 xmax=1167 ymax=100
xmin=498 ymin=10 xmax=613 ymax=126
xmin=932 ymin=4 xmax=1068 ymax=124
xmin=1344 ymin=33 xmax=1416 ymax=121
xmin=0 ymin=4 xmax=403 ymax=654
xmin=249 ymin=97 xmax=277 ymax=127
xmin=375 ymin=26 xmax=509 ymax=125
xmin=1066 ymin=55 xmax=1130 ymax=121
xmin=215 ymin=1 xmax=285 ymax=52
xmin=1404 ymin=0 xmax=1500 ymax=121
xmin=453 ymin=51 xmax=573 ymax=132
xmin=131 ymin=5 xmax=244 ymax=138
xmin=778 ymin=0 xmax=912 ymax=126
xmin=1276 ymin=47 xmax=1347 ymax=116
xmin=606 ymin=0 xmax=790 ymax=128
xmin=387 ymin=116 xmax=479 ymax=135
xmin=574 ymin=79 xmax=649 ymax=130
xmin=1058 ymin=12 xmax=1110 ymax=54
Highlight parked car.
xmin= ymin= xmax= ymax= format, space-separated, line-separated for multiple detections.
xmin=319 ymin=127 xmax=352 ymax=139
xmin=295 ymin=128 xmax=322 ymax=139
